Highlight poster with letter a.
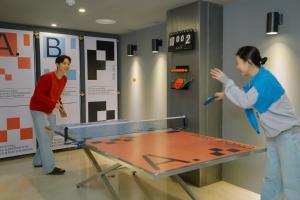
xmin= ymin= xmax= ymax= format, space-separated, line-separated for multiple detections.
xmin=0 ymin=29 xmax=35 ymax=158
xmin=84 ymin=36 xmax=118 ymax=122
xmin=39 ymin=32 xmax=80 ymax=149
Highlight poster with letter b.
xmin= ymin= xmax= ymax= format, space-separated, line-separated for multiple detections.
xmin=39 ymin=32 xmax=80 ymax=150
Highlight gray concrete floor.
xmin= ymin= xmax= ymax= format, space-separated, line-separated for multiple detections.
xmin=0 ymin=149 xmax=260 ymax=200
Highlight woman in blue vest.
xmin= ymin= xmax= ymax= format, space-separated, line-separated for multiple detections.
xmin=210 ymin=46 xmax=300 ymax=200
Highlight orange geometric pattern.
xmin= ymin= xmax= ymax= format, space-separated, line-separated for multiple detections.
xmin=0 ymin=130 xmax=7 ymax=143
xmin=5 ymin=74 xmax=12 ymax=80
xmin=7 ymin=117 xmax=20 ymax=130
xmin=0 ymin=32 xmax=32 ymax=81
xmin=0 ymin=32 xmax=17 ymax=57
xmin=20 ymin=128 xmax=33 ymax=140
xmin=0 ymin=68 xmax=11 ymax=80
xmin=18 ymin=57 xmax=31 ymax=69
xmin=1 ymin=117 xmax=34 ymax=143
xmin=23 ymin=34 xmax=30 ymax=46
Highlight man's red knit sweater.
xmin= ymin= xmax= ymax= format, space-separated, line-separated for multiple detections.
xmin=30 ymin=72 xmax=67 ymax=114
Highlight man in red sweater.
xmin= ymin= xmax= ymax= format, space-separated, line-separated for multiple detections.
xmin=30 ymin=55 xmax=71 ymax=175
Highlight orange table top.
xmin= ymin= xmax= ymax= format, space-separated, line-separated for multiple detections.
xmin=85 ymin=130 xmax=258 ymax=176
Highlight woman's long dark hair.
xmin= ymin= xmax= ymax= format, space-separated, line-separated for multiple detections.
xmin=236 ymin=46 xmax=267 ymax=68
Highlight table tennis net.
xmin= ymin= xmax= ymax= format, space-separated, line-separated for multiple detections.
xmin=55 ymin=116 xmax=186 ymax=141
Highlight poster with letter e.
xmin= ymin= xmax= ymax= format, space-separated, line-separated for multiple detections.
xmin=0 ymin=28 xmax=36 ymax=158
xmin=39 ymin=32 xmax=80 ymax=150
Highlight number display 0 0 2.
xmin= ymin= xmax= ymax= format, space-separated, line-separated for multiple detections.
xmin=168 ymin=30 xmax=195 ymax=52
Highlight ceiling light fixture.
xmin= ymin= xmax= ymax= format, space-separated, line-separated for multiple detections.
xmin=66 ymin=0 xmax=76 ymax=6
xmin=96 ymin=19 xmax=117 ymax=25
xmin=78 ymin=8 xmax=86 ymax=13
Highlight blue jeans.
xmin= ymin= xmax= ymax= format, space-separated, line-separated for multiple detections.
xmin=30 ymin=110 xmax=56 ymax=174
xmin=261 ymin=127 xmax=300 ymax=200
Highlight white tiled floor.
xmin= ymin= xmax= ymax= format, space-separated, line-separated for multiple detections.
xmin=0 ymin=149 xmax=260 ymax=200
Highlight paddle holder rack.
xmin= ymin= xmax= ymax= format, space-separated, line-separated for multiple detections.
xmin=170 ymin=66 xmax=192 ymax=90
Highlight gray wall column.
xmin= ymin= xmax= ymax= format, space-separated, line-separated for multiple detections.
xmin=167 ymin=0 xmax=223 ymax=186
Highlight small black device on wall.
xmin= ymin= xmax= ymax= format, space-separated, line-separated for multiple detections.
xmin=152 ymin=39 xmax=163 ymax=53
xmin=168 ymin=29 xmax=195 ymax=52
xmin=266 ymin=12 xmax=283 ymax=35
xmin=127 ymin=44 xmax=137 ymax=56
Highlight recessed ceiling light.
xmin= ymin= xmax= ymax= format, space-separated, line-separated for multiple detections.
xmin=66 ymin=0 xmax=76 ymax=6
xmin=51 ymin=24 xmax=57 ymax=27
xmin=78 ymin=8 xmax=86 ymax=13
xmin=96 ymin=19 xmax=116 ymax=25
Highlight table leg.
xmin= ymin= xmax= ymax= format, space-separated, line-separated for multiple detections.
xmin=83 ymin=147 xmax=102 ymax=172
xmin=172 ymin=175 xmax=198 ymax=200
xmin=76 ymin=163 xmax=122 ymax=200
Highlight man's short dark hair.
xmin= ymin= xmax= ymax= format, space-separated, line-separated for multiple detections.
xmin=55 ymin=55 xmax=71 ymax=64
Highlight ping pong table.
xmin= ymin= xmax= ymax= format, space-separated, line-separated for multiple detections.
xmin=55 ymin=116 xmax=265 ymax=200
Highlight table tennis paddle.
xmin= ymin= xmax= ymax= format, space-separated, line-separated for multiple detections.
xmin=203 ymin=96 xmax=217 ymax=106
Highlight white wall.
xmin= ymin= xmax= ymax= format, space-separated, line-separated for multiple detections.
xmin=120 ymin=24 xmax=167 ymax=120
